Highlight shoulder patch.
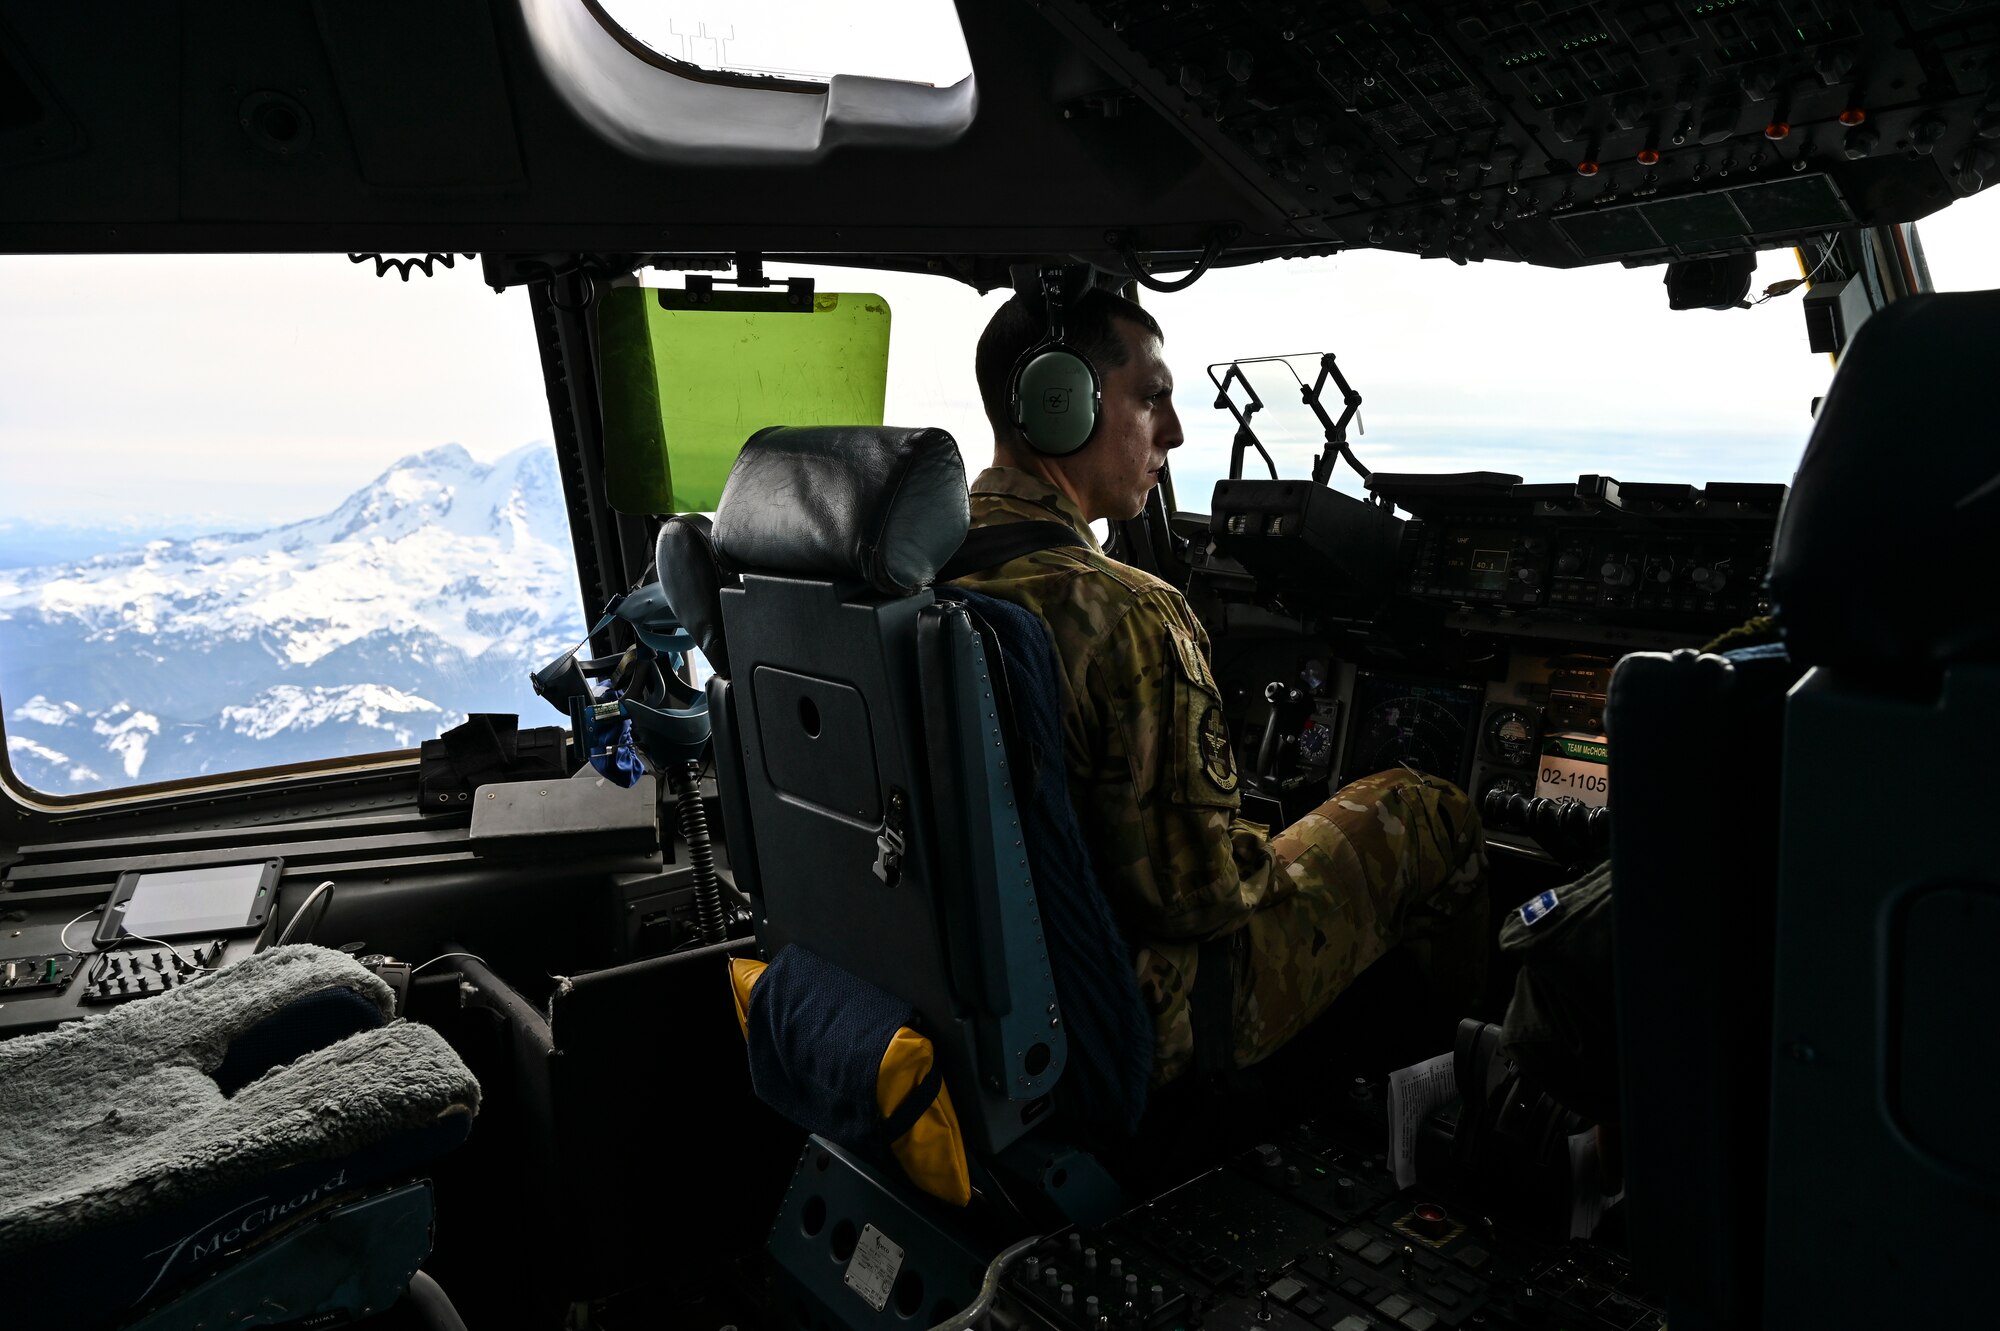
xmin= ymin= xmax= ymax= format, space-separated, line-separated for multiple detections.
xmin=1166 ymin=625 xmax=1238 ymax=806
xmin=1170 ymin=625 xmax=1219 ymax=693
xmin=1197 ymin=700 xmax=1237 ymax=792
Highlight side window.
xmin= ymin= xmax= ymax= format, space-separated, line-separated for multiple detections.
xmin=0 ymin=256 xmax=583 ymax=798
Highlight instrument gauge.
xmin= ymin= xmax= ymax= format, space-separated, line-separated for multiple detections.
xmin=1484 ymin=706 xmax=1537 ymax=768
xmin=1296 ymin=721 xmax=1332 ymax=768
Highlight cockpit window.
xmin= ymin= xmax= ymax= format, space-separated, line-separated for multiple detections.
xmin=1914 ymin=190 xmax=2000 ymax=294
xmin=0 ymin=256 xmax=581 ymax=800
xmin=1156 ymin=248 xmax=1836 ymax=512
xmin=592 ymin=1 xmax=972 ymax=86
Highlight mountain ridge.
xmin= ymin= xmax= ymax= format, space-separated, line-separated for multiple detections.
xmin=1 ymin=443 xmax=586 ymax=795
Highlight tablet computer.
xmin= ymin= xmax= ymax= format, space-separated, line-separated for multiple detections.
xmin=94 ymin=860 xmax=281 ymax=947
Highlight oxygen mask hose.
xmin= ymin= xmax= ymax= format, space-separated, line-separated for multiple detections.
xmin=670 ymin=761 xmax=728 ymax=946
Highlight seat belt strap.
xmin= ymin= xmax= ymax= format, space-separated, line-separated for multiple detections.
xmin=935 ymin=521 xmax=1090 ymax=582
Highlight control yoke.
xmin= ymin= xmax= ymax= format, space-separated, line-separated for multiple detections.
xmin=1208 ymin=353 xmax=1367 ymax=489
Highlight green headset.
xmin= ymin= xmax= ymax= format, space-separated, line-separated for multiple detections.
xmin=1009 ymin=267 xmax=1103 ymax=456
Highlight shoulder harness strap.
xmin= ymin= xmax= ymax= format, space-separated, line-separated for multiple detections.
xmin=936 ymin=520 xmax=1089 ymax=583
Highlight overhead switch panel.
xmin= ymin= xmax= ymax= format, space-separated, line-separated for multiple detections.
xmin=1033 ymin=0 xmax=2000 ymax=268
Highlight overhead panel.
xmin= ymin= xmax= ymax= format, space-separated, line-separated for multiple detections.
xmin=1030 ymin=0 xmax=2000 ymax=268
xmin=0 ymin=15 xmax=84 ymax=170
xmin=311 ymin=0 xmax=525 ymax=193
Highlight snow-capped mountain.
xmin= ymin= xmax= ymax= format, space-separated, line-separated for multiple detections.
xmin=0 ymin=443 xmax=588 ymax=794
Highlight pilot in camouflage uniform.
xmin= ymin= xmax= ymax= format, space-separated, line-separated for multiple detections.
xmin=956 ymin=466 xmax=1490 ymax=1086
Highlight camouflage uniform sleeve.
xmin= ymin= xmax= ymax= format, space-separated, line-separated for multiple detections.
xmin=1074 ymin=586 xmax=1282 ymax=942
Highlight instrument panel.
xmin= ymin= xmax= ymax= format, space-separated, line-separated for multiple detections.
xmin=1197 ymin=469 xmax=1760 ymax=863
xmin=1387 ymin=473 xmax=1785 ymax=630
xmin=1201 ymin=471 xmax=1785 ymax=640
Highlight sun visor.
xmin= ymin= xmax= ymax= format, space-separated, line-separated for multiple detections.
xmin=599 ymin=285 xmax=892 ymax=515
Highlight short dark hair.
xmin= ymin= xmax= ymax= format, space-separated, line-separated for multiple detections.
xmin=974 ymin=286 xmax=1164 ymax=437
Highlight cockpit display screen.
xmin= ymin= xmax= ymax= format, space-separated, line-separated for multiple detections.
xmin=1343 ymin=674 xmax=1482 ymax=788
xmin=1468 ymin=546 xmax=1511 ymax=592
xmin=1439 ymin=528 xmax=1516 ymax=594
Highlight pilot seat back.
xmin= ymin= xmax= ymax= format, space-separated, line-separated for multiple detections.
xmin=705 ymin=424 xmax=1067 ymax=1157
xmin=658 ymin=426 xmax=1135 ymax=1302
xmin=1756 ymin=289 xmax=2000 ymax=1330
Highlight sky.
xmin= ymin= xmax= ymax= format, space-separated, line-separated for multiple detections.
xmin=0 ymin=255 xmax=551 ymax=532
xmin=598 ymin=0 xmax=974 ymax=84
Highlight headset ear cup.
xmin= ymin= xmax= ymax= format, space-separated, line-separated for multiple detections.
xmin=1014 ymin=347 xmax=1101 ymax=456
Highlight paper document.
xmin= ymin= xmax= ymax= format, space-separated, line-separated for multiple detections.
xmin=1567 ymin=1128 xmax=1627 ymax=1239
xmin=1386 ymin=1052 xmax=1457 ymax=1189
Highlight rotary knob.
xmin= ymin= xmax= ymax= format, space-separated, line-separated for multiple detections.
xmin=1556 ymin=551 xmax=1582 ymax=575
xmin=1515 ymin=566 xmax=1541 ymax=586
xmin=1600 ymin=560 xmax=1635 ymax=588
xmin=1690 ymin=565 xmax=1728 ymax=594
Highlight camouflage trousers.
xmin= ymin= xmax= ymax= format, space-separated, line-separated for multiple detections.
xmin=1139 ymin=768 xmax=1490 ymax=1085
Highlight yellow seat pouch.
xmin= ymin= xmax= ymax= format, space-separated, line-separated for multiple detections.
xmin=728 ymin=952 xmax=970 ymax=1207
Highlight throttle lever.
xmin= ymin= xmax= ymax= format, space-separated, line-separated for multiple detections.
xmin=1254 ymin=681 xmax=1305 ymax=779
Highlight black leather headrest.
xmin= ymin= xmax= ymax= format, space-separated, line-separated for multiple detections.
xmin=711 ymin=426 xmax=970 ymax=597
xmin=656 ymin=514 xmax=732 ymax=679
xmin=1768 ymin=290 xmax=2000 ymax=673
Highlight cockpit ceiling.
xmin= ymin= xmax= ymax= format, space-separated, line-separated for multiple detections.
xmin=0 ymin=1 xmax=1991 ymax=272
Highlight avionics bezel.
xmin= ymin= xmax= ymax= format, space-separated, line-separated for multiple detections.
xmin=1342 ymin=672 xmax=1483 ymax=791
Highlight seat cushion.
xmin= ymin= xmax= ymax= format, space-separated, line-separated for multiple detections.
xmin=0 ymin=945 xmax=479 ymax=1255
